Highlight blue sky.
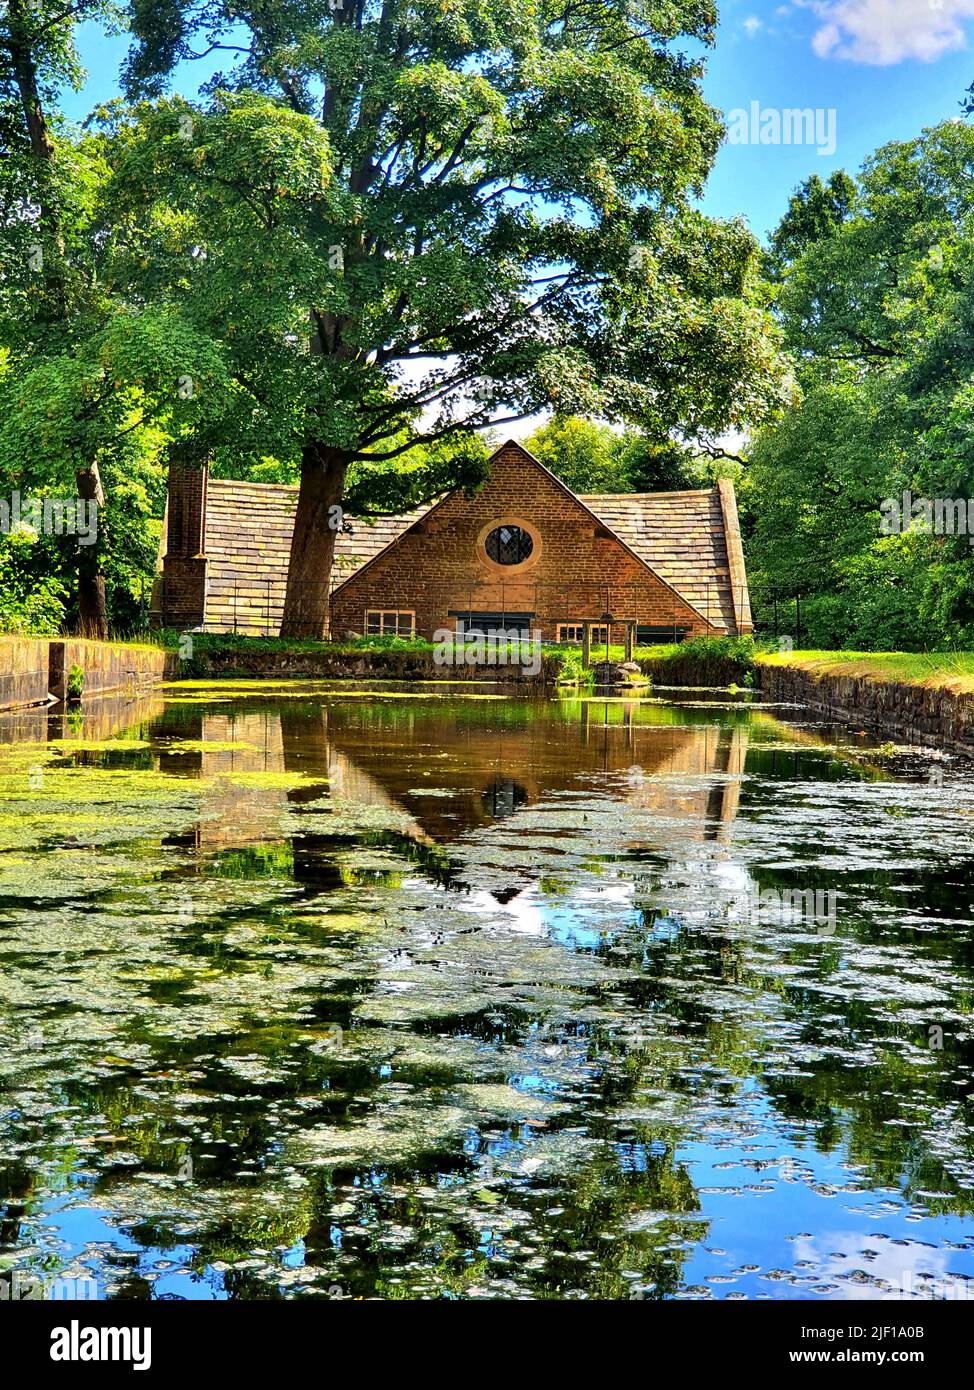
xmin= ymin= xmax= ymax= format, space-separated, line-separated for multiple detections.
xmin=704 ymin=0 xmax=974 ymax=236
xmin=63 ymin=0 xmax=974 ymax=242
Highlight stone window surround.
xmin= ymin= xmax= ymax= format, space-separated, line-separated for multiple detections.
xmin=475 ymin=515 xmax=542 ymax=576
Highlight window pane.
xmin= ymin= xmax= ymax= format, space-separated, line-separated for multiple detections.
xmin=382 ymin=613 xmax=397 ymax=636
xmin=485 ymin=525 xmax=533 ymax=566
xmin=366 ymin=612 xmax=381 ymax=634
xmin=397 ymin=613 xmax=413 ymax=636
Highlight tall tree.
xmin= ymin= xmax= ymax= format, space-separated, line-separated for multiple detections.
xmin=121 ymin=0 xmax=787 ymax=637
xmin=749 ymin=120 xmax=974 ymax=648
xmin=764 ymin=170 xmax=856 ymax=283
xmin=1 ymin=0 xmax=120 ymax=633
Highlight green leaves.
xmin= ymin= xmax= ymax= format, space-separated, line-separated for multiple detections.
xmin=751 ymin=120 xmax=974 ymax=648
xmin=112 ymin=0 xmax=783 ymax=459
xmin=3 ymin=0 xmax=789 ymax=632
xmin=0 ymin=308 xmax=232 ymax=479
xmin=0 ymin=528 xmax=69 ymax=635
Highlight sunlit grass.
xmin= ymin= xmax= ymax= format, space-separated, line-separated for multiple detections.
xmin=757 ymin=649 xmax=974 ymax=691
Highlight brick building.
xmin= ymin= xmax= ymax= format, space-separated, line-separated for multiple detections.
xmin=154 ymin=439 xmax=752 ymax=642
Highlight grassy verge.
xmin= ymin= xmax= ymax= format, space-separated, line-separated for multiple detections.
xmin=637 ymin=635 xmax=758 ymax=687
xmin=756 ymin=649 xmax=974 ymax=694
xmin=48 ymin=629 xmax=974 ymax=696
xmin=143 ymin=628 xmax=651 ymax=658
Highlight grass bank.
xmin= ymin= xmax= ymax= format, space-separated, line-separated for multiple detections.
xmin=756 ymin=649 xmax=974 ymax=695
xmin=144 ymin=629 xmax=761 ymax=687
xmin=148 ymin=630 xmax=564 ymax=683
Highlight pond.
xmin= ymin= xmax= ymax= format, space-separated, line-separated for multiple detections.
xmin=1 ymin=682 xmax=973 ymax=1301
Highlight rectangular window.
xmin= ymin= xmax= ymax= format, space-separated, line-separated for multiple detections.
xmin=365 ymin=610 xmax=415 ymax=637
xmin=556 ymin=623 xmax=609 ymax=645
xmin=451 ymin=611 xmax=534 ymax=638
xmin=636 ymin=625 xmax=690 ymax=645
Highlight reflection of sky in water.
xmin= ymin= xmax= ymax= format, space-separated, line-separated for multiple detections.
xmin=459 ymin=880 xmax=644 ymax=953
xmin=34 ymin=1196 xmax=224 ymax=1300
xmin=676 ymin=1088 xmax=974 ymax=1300
xmin=2 ymin=690 xmax=974 ymax=1299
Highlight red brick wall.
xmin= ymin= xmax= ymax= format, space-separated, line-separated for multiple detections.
xmin=161 ymin=463 xmax=208 ymax=629
xmin=330 ymin=443 xmax=713 ymax=641
xmin=167 ymin=462 xmax=207 ymax=557
xmin=161 ymin=557 xmax=207 ymax=630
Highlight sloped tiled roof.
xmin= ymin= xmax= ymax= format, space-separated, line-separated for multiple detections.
xmin=201 ymin=479 xmax=426 ymax=635
xmin=190 ymin=466 xmax=744 ymax=636
xmin=581 ymin=490 xmax=738 ymax=633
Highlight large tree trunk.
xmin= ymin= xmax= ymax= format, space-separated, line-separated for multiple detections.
xmin=75 ymin=464 xmax=108 ymax=640
xmin=9 ymin=0 xmax=57 ymax=162
xmin=9 ymin=0 xmax=68 ymax=318
xmin=279 ymin=443 xmax=349 ymax=639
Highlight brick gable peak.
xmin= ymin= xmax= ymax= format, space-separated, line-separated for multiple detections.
xmin=491 ymin=439 xmax=718 ymax=626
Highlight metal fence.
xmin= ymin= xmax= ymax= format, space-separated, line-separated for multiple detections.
xmin=748 ymin=586 xmax=813 ymax=646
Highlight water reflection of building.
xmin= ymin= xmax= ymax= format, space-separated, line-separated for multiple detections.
xmin=161 ymin=701 xmax=748 ymax=857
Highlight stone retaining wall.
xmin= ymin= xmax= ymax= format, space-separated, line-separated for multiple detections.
xmin=177 ymin=644 xmax=561 ymax=685
xmin=0 ymin=637 xmax=173 ymax=710
xmin=48 ymin=639 xmax=171 ymax=703
xmin=639 ymin=653 xmax=750 ymax=687
xmin=0 ymin=636 xmax=51 ymax=712
xmin=756 ymin=662 xmax=974 ymax=756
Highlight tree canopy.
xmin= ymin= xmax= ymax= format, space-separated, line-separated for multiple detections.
xmin=746 ymin=120 xmax=974 ymax=649
xmin=1 ymin=0 xmax=792 ymax=639
xmin=113 ymin=0 xmax=787 ymax=635
xmin=524 ymin=414 xmax=714 ymax=494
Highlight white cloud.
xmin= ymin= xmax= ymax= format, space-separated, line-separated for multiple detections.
xmin=805 ymin=0 xmax=974 ymax=65
xmin=791 ymin=1230 xmax=967 ymax=1300
xmin=743 ymin=15 xmax=765 ymax=35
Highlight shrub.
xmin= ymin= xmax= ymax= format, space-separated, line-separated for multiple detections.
xmin=0 ymin=529 xmax=67 ymax=635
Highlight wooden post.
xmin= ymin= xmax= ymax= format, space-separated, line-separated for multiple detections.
xmin=582 ymin=624 xmax=591 ymax=670
xmin=624 ymin=622 xmax=634 ymax=663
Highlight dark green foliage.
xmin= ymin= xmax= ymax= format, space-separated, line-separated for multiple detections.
xmin=748 ymin=122 xmax=974 ymax=650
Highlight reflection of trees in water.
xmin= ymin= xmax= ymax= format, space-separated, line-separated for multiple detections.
xmin=0 ymin=1160 xmax=35 ymax=1249
xmin=623 ymin=884 xmax=974 ymax=1218
xmin=27 ymin=993 xmax=714 ymax=1299
xmin=294 ymin=1135 xmax=704 ymax=1300
xmin=532 ymin=1139 xmax=703 ymax=1300
xmin=14 ymin=690 xmax=974 ymax=1295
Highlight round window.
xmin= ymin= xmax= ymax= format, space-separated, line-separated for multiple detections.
xmin=484 ymin=524 xmax=534 ymax=566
